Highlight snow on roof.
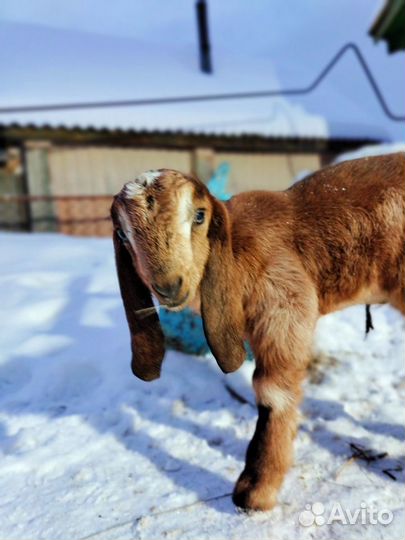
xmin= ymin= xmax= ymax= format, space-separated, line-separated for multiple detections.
xmin=1 ymin=0 xmax=404 ymax=141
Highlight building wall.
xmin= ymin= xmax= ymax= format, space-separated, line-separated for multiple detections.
xmin=46 ymin=146 xmax=192 ymax=195
xmin=215 ymin=152 xmax=320 ymax=192
xmin=22 ymin=143 xmax=324 ymax=236
xmin=0 ymin=127 xmax=371 ymax=235
xmin=0 ymin=170 xmax=28 ymax=230
xmin=44 ymin=145 xmax=320 ymax=196
xmin=0 ymin=148 xmax=29 ymax=230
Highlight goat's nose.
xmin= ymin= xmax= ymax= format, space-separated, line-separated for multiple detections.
xmin=152 ymin=277 xmax=183 ymax=299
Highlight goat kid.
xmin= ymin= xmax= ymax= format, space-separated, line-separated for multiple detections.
xmin=111 ymin=154 xmax=405 ymax=511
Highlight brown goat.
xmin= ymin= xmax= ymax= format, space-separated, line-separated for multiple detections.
xmin=111 ymin=153 xmax=405 ymax=511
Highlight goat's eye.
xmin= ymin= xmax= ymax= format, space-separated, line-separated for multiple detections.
xmin=117 ymin=228 xmax=129 ymax=242
xmin=193 ymin=209 xmax=205 ymax=225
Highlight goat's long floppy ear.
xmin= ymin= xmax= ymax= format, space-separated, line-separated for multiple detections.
xmin=113 ymin=231 xmax=165 ymax=381
xmin=200 ymin=198 xmax=246 ymax=373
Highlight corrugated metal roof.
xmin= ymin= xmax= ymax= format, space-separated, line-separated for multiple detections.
xmin=0 ymin=122 xmax=381 ymax=152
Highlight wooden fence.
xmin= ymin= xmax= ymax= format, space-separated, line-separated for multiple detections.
xmin=0 ymin=194 xmax=113 ymax=236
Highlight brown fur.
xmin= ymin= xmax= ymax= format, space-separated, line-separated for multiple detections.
xmin=111 ymin=154 xmax=405 ymax=511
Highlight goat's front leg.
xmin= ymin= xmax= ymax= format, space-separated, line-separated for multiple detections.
xmin=233 ymin=367 xmax=303 ymax=511
xmin=233 ymin=265 xmax=317 ymax=511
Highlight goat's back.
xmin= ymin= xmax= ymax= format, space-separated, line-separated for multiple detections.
xmin=229 ymin=153 xmax=405 ymax=313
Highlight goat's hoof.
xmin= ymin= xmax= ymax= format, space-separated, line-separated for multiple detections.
xmin=232 ymin=475 xmax=278 ymax=512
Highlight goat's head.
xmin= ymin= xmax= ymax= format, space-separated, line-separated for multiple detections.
xmin=111 ymin=169 xmax=246 ymax=381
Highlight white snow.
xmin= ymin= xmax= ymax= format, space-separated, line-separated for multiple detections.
xmin=334 ymin=142 xmax=405 ymax=163
xmin=0 ymin=231 xmax=404 ymax=539
xmin=1 ymin=0 xmax=405 ymax=140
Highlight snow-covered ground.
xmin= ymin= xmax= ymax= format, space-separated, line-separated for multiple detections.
xmin=0 ymin=232 xmax=404 ymax=540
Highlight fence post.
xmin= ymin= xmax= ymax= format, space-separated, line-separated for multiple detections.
xmin=25 ymin=141 xmax=56 ymax=232
xmin=17 ymin=145 xmax=32 ymax=231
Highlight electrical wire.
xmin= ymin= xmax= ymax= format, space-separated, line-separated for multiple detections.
xmin=0 ymin=43 xmax=403 ymax=122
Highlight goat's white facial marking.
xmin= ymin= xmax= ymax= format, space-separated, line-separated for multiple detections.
xmin=137 ymin=170 xmax=161 ymax=185
xmin=178 ymin=186 xmax=193 ymax=240
xmin=125 ymin=170 xmax=161 ymax=199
